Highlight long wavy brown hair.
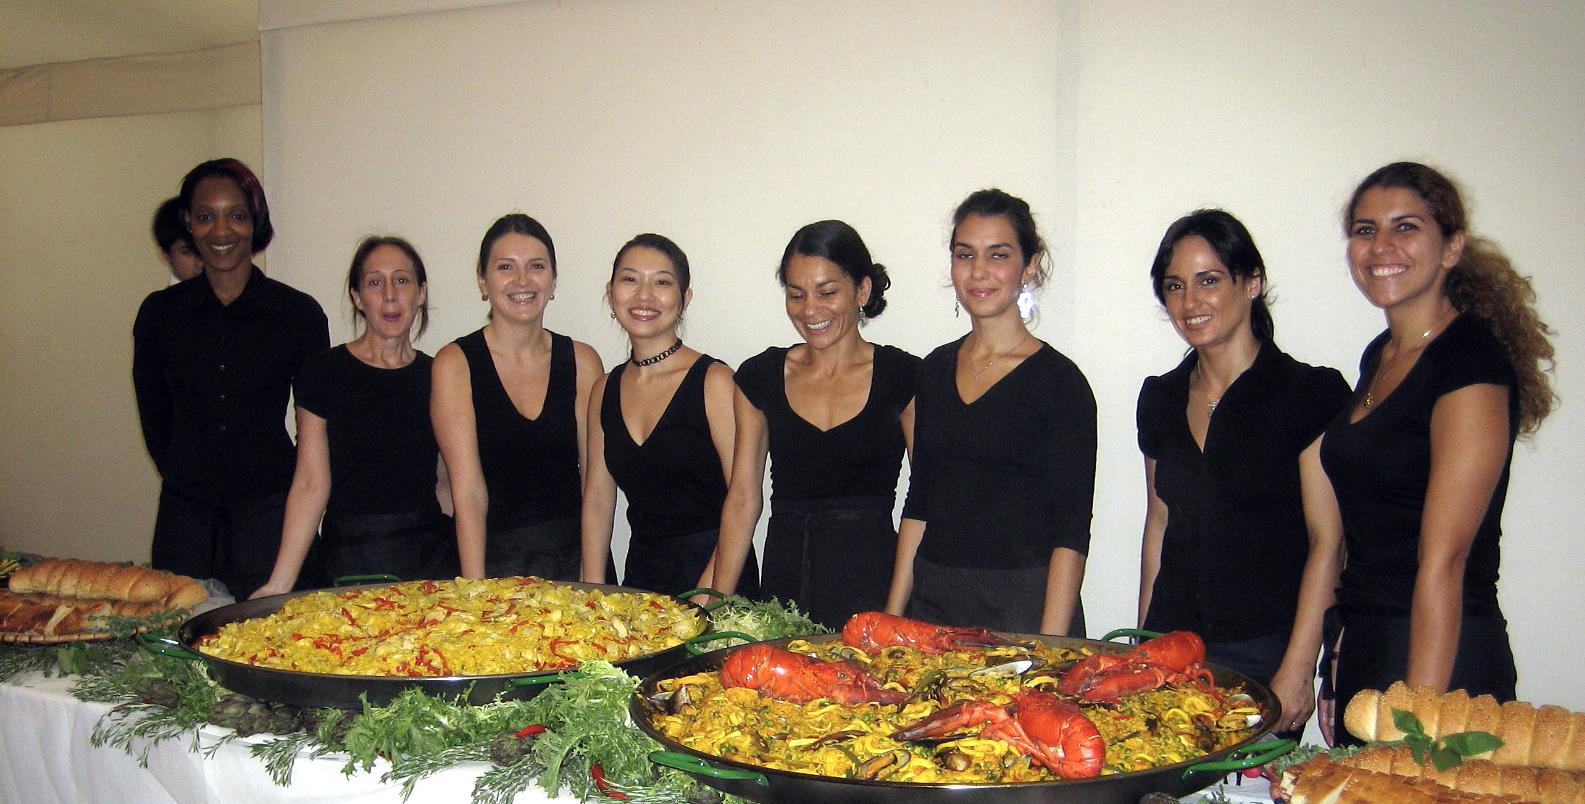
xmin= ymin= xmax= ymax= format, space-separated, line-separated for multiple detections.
xmin=1345 ymin=162 xmax=1556 ymax=435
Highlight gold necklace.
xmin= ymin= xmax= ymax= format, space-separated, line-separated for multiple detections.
xmin=971 ymin=333 xmax=1033 ymax=379
xmin=1362 ymin=324 xmax=1439 ymax=409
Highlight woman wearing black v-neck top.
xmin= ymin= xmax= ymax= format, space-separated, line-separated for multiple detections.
xmin=889 ymin=189 xmax=1095 ymax=636
xmin=710 ymin=221 xmax=919 ymax=628
xmin=432 ymin=215 xmax=603 ymax=581
xmin=579 ymin=234 xmax=757 ymax=597
xmin=1318 ymin=163 xmax=1556 ymax=745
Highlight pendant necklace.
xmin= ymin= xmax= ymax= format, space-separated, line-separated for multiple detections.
xmin=1362 ymin=321 xmax=1442 ymax=409
xmin=632 ymin=338 xmax=683 ymax=367
xmin=972 ymin=333 xmax=1033 ymax=379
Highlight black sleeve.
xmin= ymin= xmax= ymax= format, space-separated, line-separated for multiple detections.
xmin=733 ymin=349 xmax=774 ymax=412
xmin=1047 ymin=361 xmax=1097 ymax=555
xmin=1296 ymin=366 xmax=1352 ymax=448
xmin=131 ymin=293 xmax=172 ymax=477
xmin=1136 ymin=375 xmax=1162 ymax=459
xmin=293 ymin=348 xmax=335 ymax=418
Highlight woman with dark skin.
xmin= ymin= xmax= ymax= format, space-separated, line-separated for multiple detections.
xmin=133 ymin=158 xmax=328 ymax=597
xmin=1135 ymin=209 xmax=1349 ymax=734
xmin=431 ymin=214 xmax=603 ymax=580
xmin=1319 ymin=162 xmax=1555 ymax=744
xmin=888 ymin=189 xmax=1093 ymax=636
xmin=251 ymin=236 xmax=451 ymax=598
xmin=579 ymin=234 xmax=752 ymax=595
xmin=711 ymin=221 xmax=917 ymax=627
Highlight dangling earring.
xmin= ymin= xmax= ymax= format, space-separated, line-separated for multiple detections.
xmin=954 ymin=299 xmax=961 ymax=318
xmin=1017 ymin=282 xmax=1038 ymax=324
xmin=609 ymin=311 xmax=616 ymax=319
xmin=480 ymin=293 xmax=488 ymax=302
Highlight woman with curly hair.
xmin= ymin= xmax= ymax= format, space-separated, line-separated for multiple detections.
xmin=1319 ymin=162 xmax=1556 ymax=744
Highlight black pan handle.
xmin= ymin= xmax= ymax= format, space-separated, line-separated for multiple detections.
xmin=1179 ymin=738 xmax=1296 ymax=777
xmin=674 ymin=587 xmax=729 ymax=612
xmin=684 ymin=631 xmax=757 ymax=655
xmin=134 ymin=632 xmax=203 ymax=662
xmin=333 ymin=574 xmax=401 ymax=586
xmin=649 ymin=751 xmax=769 ymax=785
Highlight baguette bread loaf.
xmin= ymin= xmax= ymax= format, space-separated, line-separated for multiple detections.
xmin=1338 ymin=746 xmax=1585 ymax=803
xmin=1282 ymin=755 xmax=1524 ymax=803
xmin=1345 ymin=682 xmax=1585 ymax=771
xmin=8 ymin=558 xmax=205 ymax=609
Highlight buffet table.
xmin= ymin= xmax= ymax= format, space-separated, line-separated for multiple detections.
xmin=1 ymin=668 xmax=1276 ymax=804
xmin=0 ymin=671 xmax=556 ymax=804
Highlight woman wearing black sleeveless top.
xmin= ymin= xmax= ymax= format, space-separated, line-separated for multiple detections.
xmin=711 ymin=221 xmax=919 ymax=628
xmin=432 ymin=215 xmax=603 ymax=580
xmin=252 ymin=236 xmax=452 ymax=598
xmin=580 ymin=234 xmax=758 ymax=596
xmin=1318 ymin=163 xmax=1555 ymax=744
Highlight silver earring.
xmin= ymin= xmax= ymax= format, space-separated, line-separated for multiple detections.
xmin=1018 ymin=282 xmax=1038 ymax=324
xmin=954 ymin=299 xmax=961 ymax=318
xmin=609 ymin=311 xmax=616 ymax=319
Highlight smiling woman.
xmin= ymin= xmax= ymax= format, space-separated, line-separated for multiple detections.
xmin=710 ymin=220 xmax=920 ymax=627
xmin=430 ymin=214 xmax=604 ymax=582
xmin=131 ymin=158 xmax=329 ymax=598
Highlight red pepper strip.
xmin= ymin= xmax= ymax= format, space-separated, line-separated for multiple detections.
xmin=341 ymin=607 xmax=357 ymax=626
xmin=514 ymin=724 xmax=546 ymax=738
xmin=421 ymin=580 xmax=438 ymax=593
xmin=429 ymin=646 xmax=451 ymax=674
xmin=589 ymin=763 xmax=629 ymax=800
xmin=549 ymin=638 xmax=576 ymax=664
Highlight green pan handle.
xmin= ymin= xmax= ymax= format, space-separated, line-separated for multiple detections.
xmin=135 ymin=632 xmax=204 ymax=662
xmin=333 ymin=574 xmax=401 ymax=586
xmin=648 ymin=751 xmax=769 ymax=785
xmin=684 ymin=631 xmax=757 ymax=655
xmin=1180 ymin=738 xmax=1296 ymax=777
xmin=506 ymin=670 xmax=588 ymax=689
xmin=1099 ymin=628 xmax=1163 ymax=644
xmin=675 ymin=587 xmax=730 ymax=612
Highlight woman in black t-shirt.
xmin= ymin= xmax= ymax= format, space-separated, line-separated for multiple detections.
xmin=251 ymin=237 xmax=452 ymax=598
xmin=579 ymin=234 xmax=755 ymax=596
xmin=1135 ymin=209 xmax=1349 ymax=734
xmin=1318 ymin=163 xmax=1556 ymax=744
xmin=432 ymin=215 xmax=603 ymax=581
xmin=888 ymin=189 xmax=1094 ymax=636
xmin=711 ymin=221 xmax=918 ymax=628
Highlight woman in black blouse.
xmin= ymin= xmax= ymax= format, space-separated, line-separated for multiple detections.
xmin=1135 ymin=210 xmax=1349 ymax=733
xmin=580 ymin=234 xmax=755 ymax=595
xmin=887 ymin=189 xmax=1093 ymax=636
xmin=711 ymin=220 xmax=918 ymax=627
xmin=432 ymin=215 xmax=603 ymax=580
xmin=252 ymin=236 xmax=452 ymax=598
xmin=1319 ymin=163 xmax=1555 ymax=744
xmin=133 ymin=159 xmax=328 ymax=597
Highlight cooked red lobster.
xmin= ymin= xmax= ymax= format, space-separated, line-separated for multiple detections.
xmin=1056 ymin=630 xmax=1214 ymax=702
xmin=841 ymin=611 xmax=1013 ymax=655
xmin=719 ymin=642 xmax=905 ymax=705
xmin=892 ymin=689 xmax=1105 ymax=779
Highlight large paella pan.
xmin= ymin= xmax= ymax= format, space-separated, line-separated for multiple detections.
xmin=147 ymin=577 xmax=714 ymax=708
xmin=633 ymin=617 xmax=1292 ymax=803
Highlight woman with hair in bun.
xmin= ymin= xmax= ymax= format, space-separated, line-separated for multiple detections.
xmin=133 ymin=158 xmax=328 ymax=597
xmin=711 ymin=220 xmax=919 ymax=627
xmin=1136 ymin=209 xmax=1350 ymax=734
xmin=250 ymin=236 xmax=453 ymax=598
xmin=1320 ymin=162 xmax=1555 ymax=744
xmin=432 ymin=214 xmax=603 ymax=580
xmin=580 ymin=234 xmax=758 ymax=596
xmin=887 ymin=189 xmax=1094 ymax=636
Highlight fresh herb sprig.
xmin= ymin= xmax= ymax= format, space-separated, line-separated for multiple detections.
xmin=1390 ymin=709 xmax=1503 ymax=771
xmin=696 ymin=595 xmax=828 ymax=651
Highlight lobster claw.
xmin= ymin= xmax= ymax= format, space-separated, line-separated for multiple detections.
xmin=893 ymin=691 xmax=1105 ymax=779
xmin=842 ymin=611 xmax=1015 ymax=655
xmin=1056 ymin=631 xmax=1209 ymax=702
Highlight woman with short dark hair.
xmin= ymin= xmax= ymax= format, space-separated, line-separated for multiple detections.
xmin=133 ymin=158 xmax=328 ymax=597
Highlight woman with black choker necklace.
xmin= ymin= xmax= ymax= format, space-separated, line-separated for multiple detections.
xmin=579 ymin=234 xmax=759 ymax=597
xmin=887 ymin=189 xmax=1094 ymax=636
xmin=711 ymin=221 xmax=919 ymax=628
xmin=431 ymin=214 xmax=603 ymax=581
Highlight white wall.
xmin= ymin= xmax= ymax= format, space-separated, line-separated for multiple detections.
xmin=201 ymin=0 xmax=1585 ymax=719
xmin=0 ymin=105 xmax=262 ymax=561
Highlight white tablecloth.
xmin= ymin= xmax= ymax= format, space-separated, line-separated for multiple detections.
xmin=1 ymin=669 xmax=1279 ymax=803
xmin=0 ymin=672 xmax=557 ymax=804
